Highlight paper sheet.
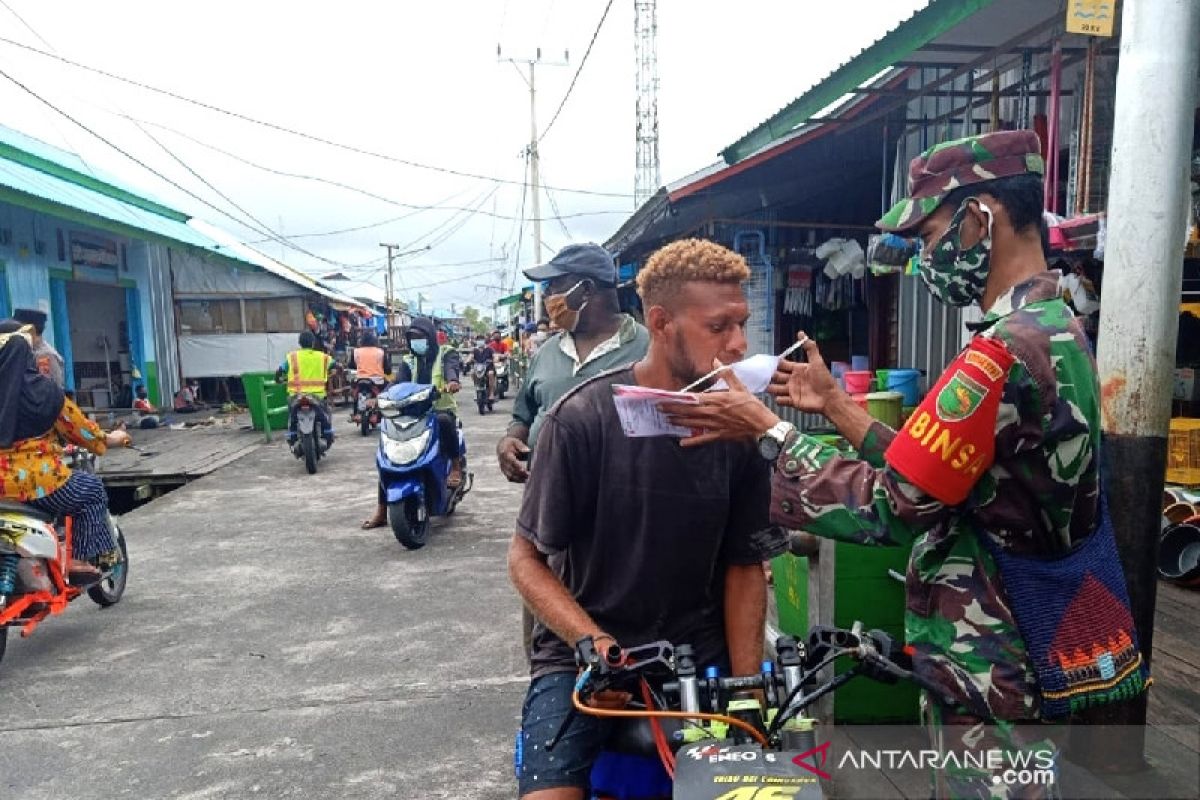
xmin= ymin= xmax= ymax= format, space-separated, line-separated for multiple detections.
xmin=611 ymin=384 xmax=699 ymax=438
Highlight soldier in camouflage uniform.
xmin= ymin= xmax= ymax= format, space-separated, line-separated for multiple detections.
xmin=665 ymin=131 xmax=1094 ymax=798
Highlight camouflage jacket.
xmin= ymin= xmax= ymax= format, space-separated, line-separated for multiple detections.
xmin=772 ymin=272 xmax=1100 ymax=720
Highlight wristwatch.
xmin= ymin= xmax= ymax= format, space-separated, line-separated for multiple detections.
xmin=757 ymin=420 xmax=796 ymax=462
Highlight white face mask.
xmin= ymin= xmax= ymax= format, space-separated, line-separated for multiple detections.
xmin=709 ymin=353 xmax=781 ymax=394
xmin=534 ymin=331 xmax=548 ymax=343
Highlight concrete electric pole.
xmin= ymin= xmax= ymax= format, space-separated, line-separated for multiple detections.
xmin=379 ymin=243 xmax=430 ymax=335
xmin=499 ymin=45 xmax=568 ymax=322
xmin=1089 ymin=0 xmax=1200 ymax=764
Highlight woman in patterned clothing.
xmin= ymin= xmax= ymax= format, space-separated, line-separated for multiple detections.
xmin=0 ymin=320 xmax=130 ymax=582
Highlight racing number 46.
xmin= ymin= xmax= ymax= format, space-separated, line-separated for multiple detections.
xmin=714 ymin=788 xmax=802 ymax=800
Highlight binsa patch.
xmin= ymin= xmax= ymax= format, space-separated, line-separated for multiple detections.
xmin=885 ymin=337 xmax=1014 ymax=505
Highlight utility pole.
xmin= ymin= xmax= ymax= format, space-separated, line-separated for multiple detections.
xmin=380 ymin=243 xmax=398 ymax=337
xmin=379 ymin=243 xmax=430 ymax=336
xmin=1087 ymin=0 xmax=1200 ymax=769
xmin=499 ymin=45 xmax=568 ymax=321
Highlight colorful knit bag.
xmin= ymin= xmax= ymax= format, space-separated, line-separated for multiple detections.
xmin=979 ymin=489 xmax=1151 ymax=720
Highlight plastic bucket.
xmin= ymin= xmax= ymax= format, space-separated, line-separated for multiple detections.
xmin=851 ymin=355 xmax=870 ymax=371
xmin=851 ymin=393 xmax=869 ymax=411
xmin=1159 ymin=521 xmax=1200 ymax=586
xmin=866 ymin=391 xmax=904 ymax=428
xmin=887 ymin=369 xmax=921 ymax=406
xmin=1164 ymin=502 xmax=1198 ymax=525
xmin=875 ymin=369 xmax=891 ymax=391
xmin=844 ymin=371 xmax=874 ymax=394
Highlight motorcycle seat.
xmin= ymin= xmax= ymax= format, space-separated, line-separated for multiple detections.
xmin=0 ymin=499 xmax=53 ymax=523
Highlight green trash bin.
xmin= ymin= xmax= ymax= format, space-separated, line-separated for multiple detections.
xmin=769 ymin=433 xmax=919 ymax=723
xmin=241 ymin=372 xmax=289 ymax=432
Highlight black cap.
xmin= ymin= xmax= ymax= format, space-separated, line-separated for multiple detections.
xmin=523 ymin=243 xmax=616 ymax=285
xmin=13 ymin=308 xmax=46 ymax=334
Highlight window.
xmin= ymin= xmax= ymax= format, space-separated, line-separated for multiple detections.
xmin=243 ymin=298 xmax=304 ymax=333
xmin=177 ymin=299 xmax=242 ymax=334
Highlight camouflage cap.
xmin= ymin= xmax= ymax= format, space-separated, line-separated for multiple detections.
xmin=876 ymin=130 xmax=1045 ymax=233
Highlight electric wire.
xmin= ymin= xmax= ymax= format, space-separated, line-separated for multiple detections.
xmin=538 ymin=0 xmax=614 ymax=142
xmin=0 ymin=63 xmax=367 ymax=273
xmin=0 ymin=35 xmax=633 ymax=198
xmin=128 ymin=117 xmax=350 ymax=268
xmin=124 ymin=116 xmax=630 ymax=225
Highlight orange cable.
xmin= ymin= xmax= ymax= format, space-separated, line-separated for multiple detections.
xmin=571 ymin=690 xmax=770 ymax=748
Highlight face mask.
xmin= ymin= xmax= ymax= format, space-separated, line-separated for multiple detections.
xmin=534 ymin=331 xmax=548 ymax=343
xmin=409 ymin=339 xmax=429 ymax=356
xmin=545 ymin=280 xmax=589 ymax=333
xmin=919 ymin=198 xmax=994 ymax=307
xmin=709 ymin=353 xmax=780 ymax=394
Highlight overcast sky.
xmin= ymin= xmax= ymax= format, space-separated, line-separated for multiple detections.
xmin=0 ymin=0 xmax=927 ymax=313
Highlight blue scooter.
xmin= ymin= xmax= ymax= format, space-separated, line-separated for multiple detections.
xmin=375 ymin=382 xmax=471 ymax=550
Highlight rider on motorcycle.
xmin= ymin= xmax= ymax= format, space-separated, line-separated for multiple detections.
xmin=471 ymin=337 xmax=497 ymax=402
xmin=276 ymin=331 xmax=334 ymax=446
xmin=361 ymin=317 xmax=463 ymax=529
xmin=347 ymin=331 xmax=392 ymax=418
xmin=0 ymin=320 xmax=130 ymax=583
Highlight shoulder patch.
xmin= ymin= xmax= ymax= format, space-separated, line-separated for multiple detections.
xmin=885 ymin=337 xmax=1015 ymax=505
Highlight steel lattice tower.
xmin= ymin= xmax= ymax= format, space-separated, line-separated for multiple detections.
xmin=634 ymin=0 xmax=660 ymax=207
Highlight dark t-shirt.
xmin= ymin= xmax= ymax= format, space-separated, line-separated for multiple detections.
xmin=517 ymin=367 xmax=787 ymax=679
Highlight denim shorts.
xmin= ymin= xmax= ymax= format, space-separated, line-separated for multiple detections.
xmin=516 ymin=672 xmax=611 ymax=796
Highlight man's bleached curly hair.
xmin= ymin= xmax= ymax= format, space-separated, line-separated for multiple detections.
xmin=636 ymin=238 xmax=750 ymax=309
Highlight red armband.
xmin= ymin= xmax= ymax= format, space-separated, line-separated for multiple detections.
xmin=884 ymin=337 xmax=1015 ymax=505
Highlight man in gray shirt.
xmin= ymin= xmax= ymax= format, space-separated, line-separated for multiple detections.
xmin=14 ymin=308 xmax=65 ymax=388
xmin=495 ymin=243 xmax=649 ymax=483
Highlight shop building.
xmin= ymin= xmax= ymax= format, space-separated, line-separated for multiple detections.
xmin=0 ymin=123 xmax=365 ymax=407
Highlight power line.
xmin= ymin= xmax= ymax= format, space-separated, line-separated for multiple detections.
xmin=124 ymin=116 xmax=631 ymax=226
xmin=0 ymin=63 xmax=369 ymax=272
xmin=539 ymin=0 xmax=614 ymax=142
xmin=0 ymin=1 xmax=52 ymax=50
xmin=129 ymin=117 xmax=348 ymax=268
xmin=0 ymin=35 xmax=633 ymax=198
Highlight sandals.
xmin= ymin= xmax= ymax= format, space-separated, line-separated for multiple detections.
xmin=361 ymin=515 xmax=387 ymax=530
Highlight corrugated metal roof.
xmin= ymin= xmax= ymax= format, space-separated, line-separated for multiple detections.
xmin=720 ymin=0 xmax=997 ymax=164
xmin=0 ymin=155 xmax=227 ymax=251
xmin=187 ymin=219 xmax=366 ymax=308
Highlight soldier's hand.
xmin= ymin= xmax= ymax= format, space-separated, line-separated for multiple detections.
xmin=497 ymin=435 xmax=531 ymax=483
xmin=447 ymin=380 xmax=461 ymax=393
xmin=769 ymin=333 xmax=840 ymax=413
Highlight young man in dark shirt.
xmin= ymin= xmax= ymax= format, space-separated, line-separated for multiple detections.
xmin=508 ymin=239 xmax=787 ymax=799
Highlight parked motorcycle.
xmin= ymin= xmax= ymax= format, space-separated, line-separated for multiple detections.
xmin=472 ymin=362 xmax=494 ymax=415
xmin=0 ymin=500 xmax=129 ymax=668
xmin=352 ymin=377 xmax=387 ymax=436
xmin=375 ymin=382 xmax=472 ymax=550
xmin=494 ymin=354 xmax=510 ymax=400
xmin=290 ymin=394 xmax=330 ymax=474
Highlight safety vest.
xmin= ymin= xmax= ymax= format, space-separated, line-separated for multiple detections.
xmin=353 ymin=346 xmax=386 ymax=379
xmin=287 ymin=348 xmax=331 ymax=397
xmin=403 ymin=351 xmax=456 ymax=413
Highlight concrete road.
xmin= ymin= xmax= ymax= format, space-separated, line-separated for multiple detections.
xmin=0 ymin=398 xmax=528 ymax=799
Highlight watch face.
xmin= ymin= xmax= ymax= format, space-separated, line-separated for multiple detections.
xmin=758 ymin=435 xmax=781 ymax=461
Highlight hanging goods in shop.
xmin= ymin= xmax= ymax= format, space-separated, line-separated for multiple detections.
xmin=866 ymin=233 xmax=918 ymax=275
xmin=784 ymin=265 xmax=814 ymax=316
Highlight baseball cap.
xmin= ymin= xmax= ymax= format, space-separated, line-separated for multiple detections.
xmin=523 ymin=243 xmax=617 ymax=285
xmin=876 ymin=130 xmax=1045 ymax=233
